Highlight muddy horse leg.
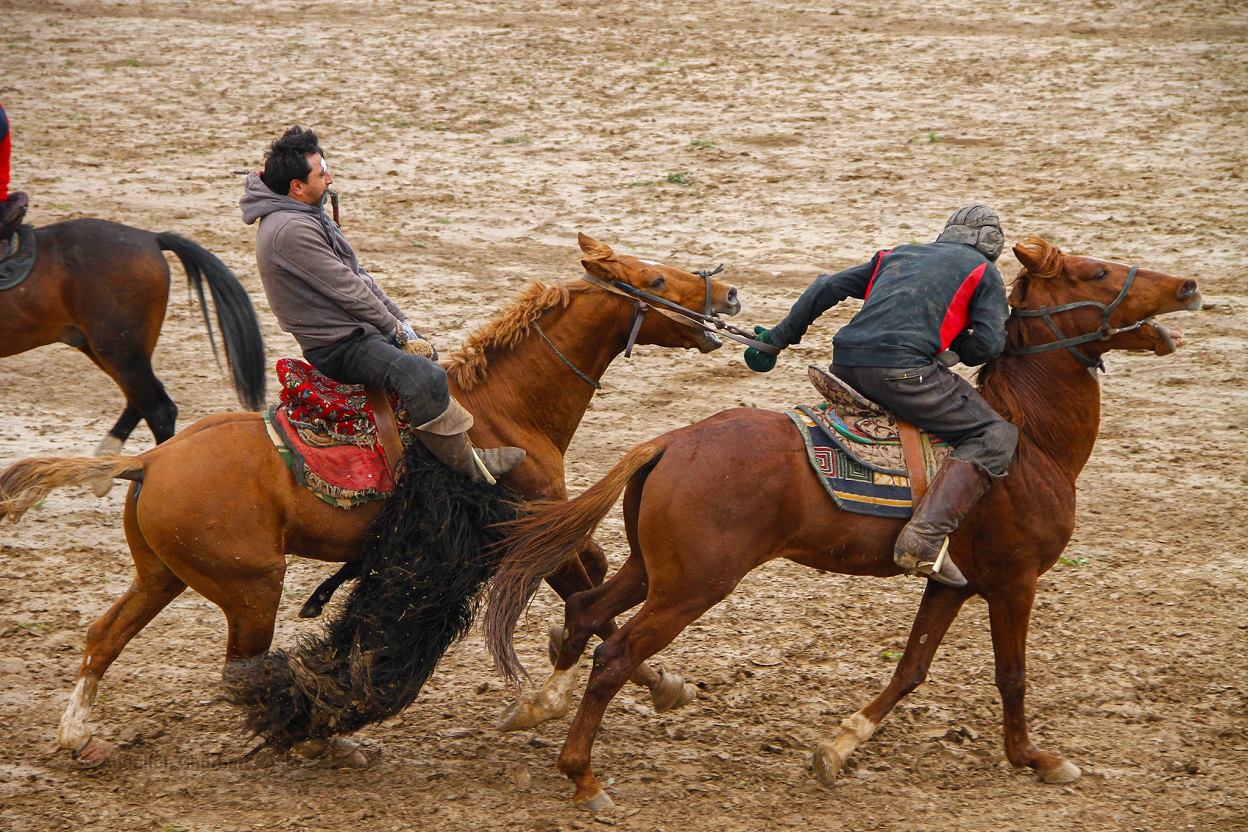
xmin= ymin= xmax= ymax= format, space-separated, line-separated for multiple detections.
xmin=814 ymin=580 xmax=972 ymax=783
xmin=558 ymin=590 xmax=724 ymax=812
xmin=987 ymin=582 xmax=1081 ymax=783
xmin=501 ymin=551 xmax=696 ymax=731
xmin=299 ymin=561 xmax=362 ymax=619
xmin=59 ymin=493 xmax=187 ymax=766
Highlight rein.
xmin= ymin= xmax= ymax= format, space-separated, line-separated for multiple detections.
xmin=1006 ymin=265 xmax=1142 ymax=372
xmin=579 ymin=273 xmax=781 ymax=357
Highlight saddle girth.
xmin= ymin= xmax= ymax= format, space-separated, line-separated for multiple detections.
xmin=364 ymin=386 xmax=405 ymax=477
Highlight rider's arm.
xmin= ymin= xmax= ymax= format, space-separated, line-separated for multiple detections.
xmin=768 ymin=253 xmax=880 ymax=348
xmin=358 ymin=267 xmax=408 ymax=322
xmin=273 ymin=220 xmax=401 ymax=335
xmin=950 ymin=264 xmax=1009 ymax=366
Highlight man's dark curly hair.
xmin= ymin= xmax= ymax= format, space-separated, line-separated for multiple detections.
xmin=261 ymin=126 xmax=324 ymax=196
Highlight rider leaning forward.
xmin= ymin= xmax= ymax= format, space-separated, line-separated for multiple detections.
xmin=745 ymin=206 xmax=1017 ymax=587
xmin=240 ymin=126 xmax=524 ymax=482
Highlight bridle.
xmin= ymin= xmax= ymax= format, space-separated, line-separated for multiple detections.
xmin=533 ymin=267 xmax=780 ymax=390
xmin=1006 ymin=265 xmax=1143 ymax=372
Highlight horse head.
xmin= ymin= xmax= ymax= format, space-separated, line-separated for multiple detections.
xmin=1010 ymin=236 xmax=1201 ymax=363
xmin=577 ymin=232 xmax=740 ymax=353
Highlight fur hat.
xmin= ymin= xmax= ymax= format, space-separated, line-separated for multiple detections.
xmin=935 ymin=205 xmax=1004 ymax=262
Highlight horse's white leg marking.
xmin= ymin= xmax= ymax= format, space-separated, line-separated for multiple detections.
xmin=91 ymin=436 xmax=124 ymax=496
xmin=497 ymin=665 xmax=582 ymax=732
xmin=58 ymin=677 xmax=98 ymax=752
xmin=813 ymin=711 xmax=878 ymax=785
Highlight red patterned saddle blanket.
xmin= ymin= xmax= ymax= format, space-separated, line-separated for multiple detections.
xmin=263 ymin=359 xmax=415 ymax=508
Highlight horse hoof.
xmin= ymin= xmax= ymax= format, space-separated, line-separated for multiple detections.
xmin=575 ymin=790 xmax=616 ymax=814
xmin=498 ymin=695 xmax=559 ymax=733
xmin=812 ymin=741 xmax=844 ymax=786
xmin=90 ymin=478 xmax=114 ymax=498
xmin=326 ymin=738 xmax=369 ymax=769
xmin=1039 ymin=760 xmax=1082 ymax=784
xmin=650 ymin=668 xmax=697 ymax=713
xmin=298 ymin=601 xmax=324 ymax=619
xmin=547 ymin=622 xmax=566 ymax=667
xmin=72 ymin=736 xmax=114 ymax=768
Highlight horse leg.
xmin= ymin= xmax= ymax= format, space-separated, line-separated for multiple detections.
xmin=97 ymin=403 xmax=143 ymax=456
xmin=987 ymin=582 xmax=1081 ymax=784
xmin=559 ymin=591 xmax=725 ymax=812
xmin=76 ymin=341 xmax=176 ymax=451
xmin=813 ymin=580 xmax=972 ymax=784
xmin=59 ymin=499 xmax=187 ymax=766
xmin=298 ymin=561 xmax=362 ymax=619
xmin=500 ymin=552 xmax=658 ymax=732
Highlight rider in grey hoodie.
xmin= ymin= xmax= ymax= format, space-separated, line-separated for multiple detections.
xmin=240 ymin=126 xmax=523 ymax=482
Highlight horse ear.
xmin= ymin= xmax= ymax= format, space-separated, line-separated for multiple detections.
xmin=1013 ymin=236 xmax=1055 ymax=278
xmin=578 ymin=232 xmax=616 ymax=263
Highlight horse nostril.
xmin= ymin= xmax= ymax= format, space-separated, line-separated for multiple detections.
xmin=1178 ymin=280 xmax=1197 ymax=300
xmin=727 ymin=286 xmax=738 ymax=303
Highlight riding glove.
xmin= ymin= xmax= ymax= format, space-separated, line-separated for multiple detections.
xmin=744 ymin=326 xmax=779 ymax=372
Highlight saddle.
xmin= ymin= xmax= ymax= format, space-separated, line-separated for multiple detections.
xmin=263 ymin=359 xmax=414 ymax=508
xmin=784 ymin=367 xmax=951 ymax=518
xmin=0 ymin=225 xmax=37 ymax=291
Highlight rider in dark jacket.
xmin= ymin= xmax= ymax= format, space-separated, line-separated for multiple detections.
xmin=746 ymin=206 xmax=1017 ymax=587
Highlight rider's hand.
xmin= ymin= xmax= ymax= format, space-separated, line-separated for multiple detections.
xmin=393 ymin=321 xmax=409 ymax=346
xmin=744 ymin=326 xmax=779 ymax=372
xmin=400 ymin=320 xmax=417 ymax=344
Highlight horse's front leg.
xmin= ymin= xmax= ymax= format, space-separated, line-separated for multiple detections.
xmin=986 ymin=580 xmax=1081 ymax=783
xmin=814 ymin=580 xmax=972 ymax=783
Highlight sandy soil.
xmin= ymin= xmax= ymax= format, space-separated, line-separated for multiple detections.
xmin=2 ymin=1 xmax=1246 ymax=830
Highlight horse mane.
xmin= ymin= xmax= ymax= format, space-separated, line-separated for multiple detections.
xmin=976 ymin=235 xmax=1067 ymax=434
xmin=446 ymin=279 xmax=585 ymax=390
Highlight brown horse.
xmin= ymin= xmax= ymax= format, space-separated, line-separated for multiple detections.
xmin=0 ymin=233 xmax=736 ymax=767
xmin=484 ymin=237 xmax=1201 ymax=812
xmin=0 ymin=218 xmax=267 ymax=452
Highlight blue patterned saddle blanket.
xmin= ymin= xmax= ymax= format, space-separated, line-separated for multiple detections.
xmin=784 ymin=366 xmax=952 ymax=518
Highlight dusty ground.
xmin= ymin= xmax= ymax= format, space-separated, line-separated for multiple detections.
xmin=1 ymin=0 xmax=1247 ymax=830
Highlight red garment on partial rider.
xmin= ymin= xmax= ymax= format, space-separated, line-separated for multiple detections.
xmin=0 ymin=103 xmax=11 ymax=202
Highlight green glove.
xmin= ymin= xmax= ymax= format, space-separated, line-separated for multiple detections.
xmin=744 ymin=326 xmax=779 ymax=372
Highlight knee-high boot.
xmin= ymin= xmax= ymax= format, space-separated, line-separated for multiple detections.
xmin=893 ymin=458 xmax=998 ymax=587
xmin=414 ymin=398 xmax=525 ymax=484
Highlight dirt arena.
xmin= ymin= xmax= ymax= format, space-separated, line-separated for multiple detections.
xmin=2 ymin=0 xmax=1246 ymax=829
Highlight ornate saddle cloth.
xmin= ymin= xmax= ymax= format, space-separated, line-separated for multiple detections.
xmin=0 ymin=225 xmax=37 ymax=291
xmin=263 ymin=358 xmax=414 ymax=508
xmin=784 ymin=366 xmax=952 ymax=518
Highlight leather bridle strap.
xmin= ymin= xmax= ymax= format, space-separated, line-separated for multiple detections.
xmin=365 ymin=386 xmax=406 ymax=477
xmin=1006 ymin=265 xmax=1143 ymax=371
xmin=579 ymin=273 xmax=780 ymax=355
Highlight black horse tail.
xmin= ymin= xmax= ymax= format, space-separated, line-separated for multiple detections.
xmin=156 ymin=232 xmax=267 ymax=411
xmin=222 ymin=444 xmax=518 ymax=751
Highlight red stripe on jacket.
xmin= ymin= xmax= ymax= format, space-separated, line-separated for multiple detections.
xmin=939 ymin=263 xmax=987 ymax=350
xmin=862 ymin=248 xmax=895 ymax=300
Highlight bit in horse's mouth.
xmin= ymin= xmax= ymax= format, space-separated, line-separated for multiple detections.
xmin=1142 ymin=318 xmax=1185 ymax=355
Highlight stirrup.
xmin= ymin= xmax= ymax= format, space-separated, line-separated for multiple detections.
xmin=912 ymin=538 xmax=967 ymax=588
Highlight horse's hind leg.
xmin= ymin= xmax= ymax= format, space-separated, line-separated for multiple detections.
xmin=59 ymin=488 xmax=187 ymax=766
xmin=986 ymin=583 xmax=1081 ymax=784
xmin=558 ymin=589 xmax=726 ymax=812
xmin=500 ymin=551 xmax=656 ymax=732
xmin=97 ymin=403 xmax=143 ymax=455
xmin=813 ymin=580 xmax=972 ymax=784
xmin=77 ymin=341 xmax=176 ymax=452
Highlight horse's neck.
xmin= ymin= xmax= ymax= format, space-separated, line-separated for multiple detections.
xmin=982 ymin=350 xmax=1102 ymax=483
xmin=459 ymin=297 xmax=624 ymax=455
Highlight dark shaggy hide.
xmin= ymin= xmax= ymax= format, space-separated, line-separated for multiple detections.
xmin=223 ymin=443 xmax=518 ymax=750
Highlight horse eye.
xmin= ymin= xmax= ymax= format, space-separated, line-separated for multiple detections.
xmin=650 ymin=276 xmax=666 ymax=290
xmin=1093 ymin=268 xmax=1108 ymax=282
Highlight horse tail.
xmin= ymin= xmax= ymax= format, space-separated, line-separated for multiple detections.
xmin=484 ymin=439 xmax=668 ymax=686
xmin=0 ymin=455 xmax=144 ymax=522
xmin=156 ymin=232 xmax=267 ymax=411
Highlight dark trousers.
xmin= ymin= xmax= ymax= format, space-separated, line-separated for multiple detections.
xmin=304 ymin=329 xmax=449 ymax=426
xmin=831 ymin=362 xmax=1018 ymax=477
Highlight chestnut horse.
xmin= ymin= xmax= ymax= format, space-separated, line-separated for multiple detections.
xmin=0 ymin=218 xmax=266 ymax=452
xmin=484 ymin=237 xmax=1201 ymax=812
xmin=0 ymin=233 xmax=737 ymax=767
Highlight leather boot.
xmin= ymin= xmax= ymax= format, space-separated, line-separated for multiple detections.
xmin=0 ymin=192 xmax=28 ymax=236
xmin=893 ymin=458 xmax=998 ymax=587
xmin=415 ymin=398 xmax=525 ymax=484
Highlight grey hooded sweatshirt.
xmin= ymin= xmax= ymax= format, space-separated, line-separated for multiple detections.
xmin=240 ymin=172 xmax=406 ymax=351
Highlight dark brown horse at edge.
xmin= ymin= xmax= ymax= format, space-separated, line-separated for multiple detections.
xmin=0 ymin=233 xmax=737 ymax=768
xmin=0 ymin=218 xmax=266 ymax=456
xmin=484 ymin=237 xmax=1201 ymax=812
